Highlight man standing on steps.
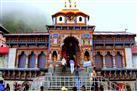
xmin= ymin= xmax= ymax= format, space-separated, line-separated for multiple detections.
xmin=74 ymin=65 xmax=81 ymax=91
xmin=61 ymin=57 xmax=66 ymax=74
xmin=70 ymin=59 xmax=75 ymax=74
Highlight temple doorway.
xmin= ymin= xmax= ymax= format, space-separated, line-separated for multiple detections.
xmin=61 ymin=36 xmax=80 ymax=67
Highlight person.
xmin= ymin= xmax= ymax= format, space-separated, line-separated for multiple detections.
xmin=61 ymin=57 xmax=66 ymax=74
xmin=69 ymin=59 xmax=75 ymax=74
xmin=13 ymin=82 xmax=18 ymax=91
xmin=24 ymin=83 xmax=29 ymax=91
xmin=53 ymin=55 xmax=57 ymax=72
xmin=61 ymin=86 xmax=68 ymax=91
xmin=49 ymin=60 xmax=54 ymax=75
xmin=5 ymin=83 xmax=10 ymax=91
xmin=74 ymin=65 xmax=81 ymax=91
xmin=81 ymin=85 xmax=86 ymax=91
xmin=100 ymin=85 xmax=104 ymax=91
xmin=72 ymin=86 xmax=77 ymax=91
xmin=91 ymin=67 xmax=97 ymax=91
xmin=83 ymin=59 xmax=92 ymax=77
xmin=0 ymin=80 xmax=4 ymax=91
xmin=40 ymin=86 xmax=44 ymax=91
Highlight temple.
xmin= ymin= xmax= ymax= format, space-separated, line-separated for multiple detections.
xmin=0 ymin=0 xmax=137 ymax=90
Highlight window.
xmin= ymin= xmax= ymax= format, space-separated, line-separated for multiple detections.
xmin=115 ymin=52 xmax=123 ymax=68
xmin=38 ymin=52 xmax=46 ymax=68
xmin=95 ymin=52 xmax=103 ymax=69
xmin=79 ymin=17 xmax=82 ymax=22
xmin=59 ymin=17 xmax=62 ymax=21
xmin=105 ymin=52 xmax=113 ymax=68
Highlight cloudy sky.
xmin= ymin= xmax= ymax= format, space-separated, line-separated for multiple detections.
xmin=0 ymin=0 xmax=136 ymax=34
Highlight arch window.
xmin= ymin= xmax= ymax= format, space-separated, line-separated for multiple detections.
xmin=52 ymin=51 xmax=57 ymax=62
xmin=28 ymin=52 xmax=35 ymax=68
xmin=105 ymin=52 xmax=113 ymax=68
xmin=95 ymin=52 xmax=103 ymax=69
xmin=59 ymin=17 xmax=62 ymax=21
xmin=115 ymin=52 xmax=123 ymax=68
xmin=79 ymin=17 xmax=82 ymax=22
xmin=18 ymin=51 xmax=26 ymax=68
xmin=38 ymin=52 xmax=46 ymax=68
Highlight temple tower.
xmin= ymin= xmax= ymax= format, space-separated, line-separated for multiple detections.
xmin=47 ymin=0 xmax=95 ymax=67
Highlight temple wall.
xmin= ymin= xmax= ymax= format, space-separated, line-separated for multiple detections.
xmin=125 ymin=48 xmax=133 ymax=68
xmin=132 ymin=54 xmax=137 ymax=68
xmin=8 ymin=48 xmax=16 ymax=68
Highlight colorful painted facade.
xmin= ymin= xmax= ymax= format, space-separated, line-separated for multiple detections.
xmin=0 ymin=0 xmax=137 ymax=90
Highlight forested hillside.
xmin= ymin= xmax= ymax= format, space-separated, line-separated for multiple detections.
xmin=1 ymin=11 xmax=48 ymax=33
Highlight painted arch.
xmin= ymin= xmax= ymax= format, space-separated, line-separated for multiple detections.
xmin=28 ymin=52 xmax=35 ymax=68
xmin=115 ymin=52 xmax=123 ymax=68
xmin=38 ymin=52 xmax=46 ymax=68
xmin=95 ymin=52 xmax=103 ymax=69
xmin=18 ymin=51 xmax=26 ymax=68
xmin=105 ymin=52 xmax=113 ymax=68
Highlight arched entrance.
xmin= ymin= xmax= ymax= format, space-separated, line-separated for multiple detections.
xmin=61 ymin=36 xmax=80 ymax=67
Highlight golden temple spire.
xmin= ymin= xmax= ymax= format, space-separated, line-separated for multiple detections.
xmin=64 ymin=0 xmax=77 ymax=8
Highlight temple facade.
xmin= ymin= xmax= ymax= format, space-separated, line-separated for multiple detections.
xmin=0 ymin=0 xmax=137 ymax=90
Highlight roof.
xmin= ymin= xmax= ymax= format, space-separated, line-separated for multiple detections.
xmin=4 ymin=32 xmax=49 ymax=36
xmin=102 ymin=68 xmax=137 ymax=71
xmin=0 ymin=68 xmax=48 ymax=71
xmin=52 ymin=9 xmax=89 ymax=19
xmin=0 ymin=25 xmax=9 ymax=34
xmin=93 ymin=31 xmax=136 ymax=36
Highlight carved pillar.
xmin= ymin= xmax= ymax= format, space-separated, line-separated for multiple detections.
xmin=35 ymin=54 xmax=38 ymax=68
xmin=101 ymin=52 xmax=107 ymax=68
xmin=103 ymin=55 xmax=106 ymax=68
xmin=111 ymin=52 xmax=116 ymax=68
xmin=25 ymin=54 xmax=28 ymax=68
xmin=121 ymin=52 xmax=125 ymax=68
xmin=122 ymin=56 xmax=125 ymax=68
xmin=15 ymin=53 xmax=20 ymax=68
xmin=113 ymin=56 xmax=116 ymax=68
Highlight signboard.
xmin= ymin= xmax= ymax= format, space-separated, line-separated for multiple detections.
xmin=83 ymin=34 xmax=90 ymax=38
xmin=83 ymin=61 xmax=92 ymax=67
xmin=52 ymin=33 xmax=59 ymax=37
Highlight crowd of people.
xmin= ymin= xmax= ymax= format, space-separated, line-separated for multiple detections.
xmin=0 ymin=81 xmax=30 ymax=91
xmin=59 ymin=56 xmax=103 ymax=91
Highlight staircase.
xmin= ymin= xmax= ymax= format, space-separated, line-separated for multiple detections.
xmin=53 ymin=67 xmax=72 ymax=76
xmin=30 ymin=67 xmax=127 ymax=91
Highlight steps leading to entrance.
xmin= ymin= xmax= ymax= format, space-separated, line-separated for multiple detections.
xmin=30 ymin=67 xmax=127 ymax=91
xmin=54 ymin=67 xmax=73 ymax=76
xmin=30 ymin=75 xmax=127 ymax=91
xmin=53 ymin=66 xmax=88 ymax=76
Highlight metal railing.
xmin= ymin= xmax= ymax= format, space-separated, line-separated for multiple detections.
xmin=30 ymin=74 xmax=127 ymax=91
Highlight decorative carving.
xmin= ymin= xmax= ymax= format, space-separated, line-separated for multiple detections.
xmin=111 ymin=51 xmax=116 ymax=56
xmin=101 ymin=51 xmax=107 ymax=56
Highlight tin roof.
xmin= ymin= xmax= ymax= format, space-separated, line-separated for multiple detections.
xmin=94 ymin=31 xmax=136 ymax=36
xmin=0 ymin=25 xmax=9 ymax=34
xmin=4 ymin=32 xmax=49 ymax=36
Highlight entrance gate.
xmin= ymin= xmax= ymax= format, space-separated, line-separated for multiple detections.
xmin=61 ymin=36 xmax=80 ymax=67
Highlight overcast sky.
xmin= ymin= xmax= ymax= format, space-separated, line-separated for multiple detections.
xmin=0 ymin=0 xmax=136 ymax=34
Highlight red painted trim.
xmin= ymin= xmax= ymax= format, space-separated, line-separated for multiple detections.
xmin=132 ymin=45 xmax=137 ymax=54
xmin=0 ymin=47 xmax=9 ymax=54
